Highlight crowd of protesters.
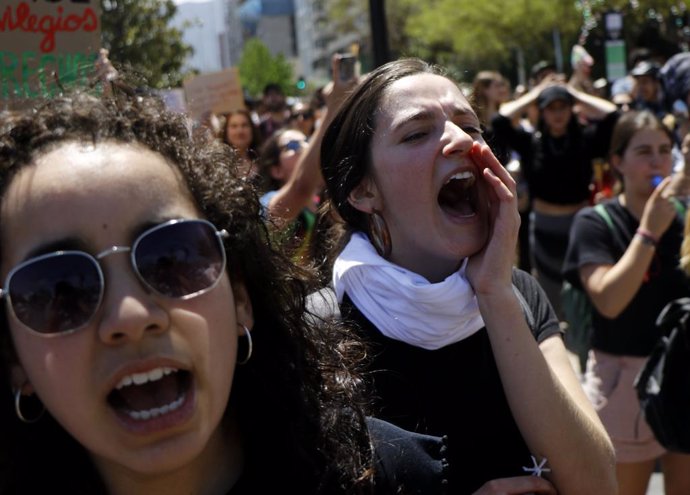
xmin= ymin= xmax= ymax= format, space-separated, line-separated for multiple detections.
xmin=221 ymin=44 xmax=690 ymax=494
xmin=3 ymin=38 xmax=690 ymax=494
xmin=475 ymin=46 xmax=690 ymax=495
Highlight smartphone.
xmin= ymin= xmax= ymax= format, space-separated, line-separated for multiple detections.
xmin=339 ymin=54 xmax=357 ymax=82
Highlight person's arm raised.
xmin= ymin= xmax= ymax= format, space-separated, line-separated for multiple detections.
xmin=498 ymin=86 xmax=541 ymax=121
xmin=266 ymin=55 xmax=358 ymax=226
xmin=568 ymin=85 xmax=617 ymax=120
xmin=583 ymin=177 xmax=679 ymax=318
xmin=498 ymin=75 xmax=560 ymax=120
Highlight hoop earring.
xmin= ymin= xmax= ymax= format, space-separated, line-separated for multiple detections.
xmin=14 ymin=389 xmax=45 ymax=424
xmin=238 ymin=325 xmax=253 ymax=365
xmin=368 ymin=209 xmax=392 ymax=259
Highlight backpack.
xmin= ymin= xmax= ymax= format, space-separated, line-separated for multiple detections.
xmin=634 ymin=297 xmax=690 ymax=453
xmin=561 ymin=204 xmax=617 ymax=372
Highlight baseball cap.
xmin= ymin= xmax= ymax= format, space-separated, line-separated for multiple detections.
xmin=660 ymin=52 xmax=690 ymax=103
xmin=537 ymin=86 xmax=574 ymax=110
xmin=630 ymin=61 xmax=660 ymax=78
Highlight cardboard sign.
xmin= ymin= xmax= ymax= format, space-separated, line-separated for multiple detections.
xmin=0 ymin=0 xmax=101 ymax=105
xmin=183 ymin=67 xmax=245 ymax=121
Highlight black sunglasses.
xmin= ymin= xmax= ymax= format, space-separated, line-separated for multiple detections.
xmin=0 ymin=219 xmax=228 ymax=336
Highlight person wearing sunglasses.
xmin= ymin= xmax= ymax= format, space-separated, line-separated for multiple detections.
xmin=0 ymin=90 xmax=449 ymax=494
xmin=256 ymin=55 xmax=360 ymax=271
xmin=257 ymin=127 xmax=310 ymax=195
xmin=288 ymin=101 xmax=317 ymax=139
xmin=256 ymin=126 xmax=317 ymax=263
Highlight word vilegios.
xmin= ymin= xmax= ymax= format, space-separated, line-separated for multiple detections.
xmin=0 ymin=1 xmax=98 ymax=53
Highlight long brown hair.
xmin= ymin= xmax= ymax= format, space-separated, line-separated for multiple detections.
xmin=321 ymin=58 xmax=447 ymax=235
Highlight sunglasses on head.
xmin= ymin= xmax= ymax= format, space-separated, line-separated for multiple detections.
xmin=0 ymin=219 xmax=228 ymax=337
xmin=280 ymin=139 xmax=306 ymax=152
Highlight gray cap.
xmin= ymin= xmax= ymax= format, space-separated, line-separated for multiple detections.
xmin=660 ymin=52 xmax=690 ymax=103
xmin=630 ymin=61 xmax=660 ymax=78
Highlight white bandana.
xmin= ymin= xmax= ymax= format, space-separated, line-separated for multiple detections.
xmin=332 ymin=232 xmax=485 ymax=350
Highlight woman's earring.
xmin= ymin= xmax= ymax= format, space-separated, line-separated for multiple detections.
xmin=368 ymin=209 xmax=392 ymax=259
xmin=238 ymin=325 xmax=253 ymax=365
xmin=14 ymin=389 xmax=45 ymax=424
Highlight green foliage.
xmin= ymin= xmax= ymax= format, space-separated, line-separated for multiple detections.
xmin=579 ymin=0 xmax=689 ymax=61
xmin=399 ymin=0 xmax=689 ymax=81
xmin=238 ymin=38 xmax=294 ymax=98
xmin=326 ymin=0 xmax=367 ymax=34
xmin=328 ymin=0 xmax=690 ymax=84
xmin=401 ymin=0 xmax=581 ymax=80
xmin=101 ymin=0 xmax=194 ymax=89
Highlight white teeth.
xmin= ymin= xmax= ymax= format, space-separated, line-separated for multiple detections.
xmin=115 ymin=367 xmax=176 ymax=390
xmin=126 ymin=395 xmax=185 ymax=421
xmin=446 ymin=171 xmax=474 ymax=184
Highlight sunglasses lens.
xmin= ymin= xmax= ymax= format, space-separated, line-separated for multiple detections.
xmin=8 ymin=253 xmax=102 ymax=335
xmin=134 ymin=221 xmax=225 ymax=298
xmin=283 ymin=140 xmax=302 ymax=152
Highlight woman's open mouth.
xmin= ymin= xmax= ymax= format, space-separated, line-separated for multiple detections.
xmin=438 ymin=170 xmax=479 ymax=218
xmin=107 ymin=367 xmax=195 ymax=432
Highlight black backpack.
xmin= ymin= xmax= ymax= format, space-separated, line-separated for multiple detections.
xmin=634 ymin=297 xmax=690 ymax=453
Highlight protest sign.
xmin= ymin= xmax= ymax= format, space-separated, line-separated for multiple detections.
xmin=0 ymin=0 xmax=101 ymax=106
xmin=183 ymin=67 xmax=245 ymax=121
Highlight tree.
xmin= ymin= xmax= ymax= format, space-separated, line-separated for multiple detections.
xmin=401 ymin=0 xmax=582 ymax=79
xmin=101 ymin=0 xmax=194 ymax=89
xmin=577 ymin=0 xmax=690 ymax=65
xmin=327 ymin=0 xmax=689 ymax=85
xmin=238 ymin=38 xmax=294 ymax=98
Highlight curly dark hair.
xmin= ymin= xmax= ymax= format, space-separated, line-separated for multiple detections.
xmin=0 ymin=91 xmax=374 ymax=493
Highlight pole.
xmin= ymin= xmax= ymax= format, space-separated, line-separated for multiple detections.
xmin=516 ymin=48 xmax=526 ymax=87
xmin=553 ymin=27 xmax=563 ymax=73
xmin=369 ymin=0 xmax=390 ymax=68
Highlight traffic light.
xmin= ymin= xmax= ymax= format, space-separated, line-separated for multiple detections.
xmin=296 ymin=76 xmax=306 ymax=91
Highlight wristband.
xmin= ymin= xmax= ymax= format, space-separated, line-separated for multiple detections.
xmin=636 ymin=228 xmax=658 ymax=247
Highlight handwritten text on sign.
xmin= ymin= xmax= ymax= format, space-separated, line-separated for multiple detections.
xmin=0 ymin=1 xmax=101 ymax=100
xmin=183 ymin=68 xmax=245 ymax=121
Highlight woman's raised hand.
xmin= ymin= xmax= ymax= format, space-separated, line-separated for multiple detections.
xmin=466 ymin=142 xmax=520 ymax=294
xmin=641 ymin=176 xmax=680 ymax=240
